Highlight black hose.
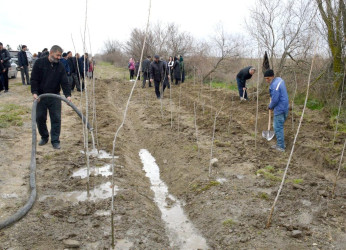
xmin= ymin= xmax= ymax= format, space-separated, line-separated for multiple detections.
xmin=0 ymin=93 xmax=92 ymax=230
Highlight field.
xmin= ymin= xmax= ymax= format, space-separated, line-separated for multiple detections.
xmin=0 ymin=63 xmax=345 ymax=249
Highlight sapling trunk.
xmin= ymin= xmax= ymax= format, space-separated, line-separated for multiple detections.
xmin=209 ymin=94 xmax=227 ymax=177
xmin=332 ymin=68 xmax=345 ymax=145
xmin=266 ymin=43 xmax=318 ymax=228
xmin=193 ymin=102 xmax=200 ymax=157
xmin=292 ymin=70 xmax=298 ymax=132
xmin=255 ymin=48 xmax=260 ymax=149
xmin=110 ymin=1 xmax=151 ymax=247
xmin=177 ymin=83 xmax=182 ymax=136
xmin=332 ymin=139 xmax=346 ymax=198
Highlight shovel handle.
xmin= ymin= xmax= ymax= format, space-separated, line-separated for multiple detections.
xmin=268 ymin=98 xmax=272 ymax=130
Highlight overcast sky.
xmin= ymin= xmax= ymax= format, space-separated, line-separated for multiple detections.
xmin=0 ymin=0 xmax=255 ymax=55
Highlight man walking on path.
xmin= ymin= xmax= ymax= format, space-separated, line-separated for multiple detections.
xmin=60 ymin=52 xmax=71 ymax=87
xmin=150 ymin=55 xmax=169 ymax=99
xmin=142 ymin=56 xmax=152 ymax=88
xmin=67 ymin=51 xmax=78 ymax=91
xmin=0 ymin=42 xmax=12 ymax=92
xmin=18 ymin=45 xmax=30 ymax=85
xmin=30 ymin=45 xmax=71 ymax=150
xmin=264 ymin=69 xmax=289 ymax=152
xmin=236 ymin=66 xmax=256 ymax=100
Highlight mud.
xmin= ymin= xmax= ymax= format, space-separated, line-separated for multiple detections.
xmin=0 ymin=66 xmax=345 ymax=249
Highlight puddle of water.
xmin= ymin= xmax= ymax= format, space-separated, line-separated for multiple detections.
xmin=39 ymin=182 xmax=118 ymax=203
xmin=139 ymin=149 xmax=208 ymax=250
xmin=80 ymin=149 xmax=118 ymax=159
xmin=1 ymin=193 xmax=19 ymax=199
xmin=72 ymin=164 xmax=112 ymax=179
xmin=216 ymin=178 xmax=227 ymax=184
xmin=115 ymin=239 xmax=134 ymax=249
xmin=94 ymin=210 xmax=111 ymax=217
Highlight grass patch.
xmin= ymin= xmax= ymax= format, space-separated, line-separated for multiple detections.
xmin=98 ymin=61 xmax=112 ymax=66
xmin=0 ymin=104 xmax=30 ymax=128
xmin=211 ymin=82 xmax=238 ymax=91
xmin=191 ymin=180 xmax=220 ymax=193
xmin=256 ymin=166 xmax=281 ymax=182
xmin=293 ymin=179 xmax=303 ymax=184
xmin=223 ymin=219 xmax=236 ymax=227
xmin=294 ymin=94 xmax=324 ymax=110
xmin=258 ymin=192 xmax=269 ymax=200
xmin=13 ymin=82 xmax=23 ymax=86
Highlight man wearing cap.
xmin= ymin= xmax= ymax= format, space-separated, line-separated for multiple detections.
xmin=236 ymin=66 xmax=256 ymax=100
xmin=264 ymin=69 xmax=289 ymax=152
xmin=149 ymin=55 xmax=169 ymax=99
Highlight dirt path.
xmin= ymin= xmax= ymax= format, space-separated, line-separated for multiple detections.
xmin=0 ymin=66 xmax=345 ymax=249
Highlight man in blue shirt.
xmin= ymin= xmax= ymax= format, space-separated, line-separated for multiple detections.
xmin=264 ymin=69 xmax=289 ymax=152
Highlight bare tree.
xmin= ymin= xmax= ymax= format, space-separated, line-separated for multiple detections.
xmin=202 ymin=23 xmax=240 ymax=82
xmin=316 ymin=0 xmax=345 ymax=90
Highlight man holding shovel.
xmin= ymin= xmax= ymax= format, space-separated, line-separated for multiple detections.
xmin=236 ymin=66 xmax=256 ymax=101
xmin=264 ymin=69 xmax=289 ymax=152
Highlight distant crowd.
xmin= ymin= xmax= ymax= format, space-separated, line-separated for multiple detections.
xmin=0 ymin=43 xmax=94 ymax=93
xmin=128 ymin=55 xmax=185 ymax=99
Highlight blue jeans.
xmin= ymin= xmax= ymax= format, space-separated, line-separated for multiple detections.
xmin=273 ymin=111 xmax=288 ymax=149
xmin=236 ymin=77 xmax=247 ymax=99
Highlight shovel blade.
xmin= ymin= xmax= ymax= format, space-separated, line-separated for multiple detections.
xmin=262 ymin=130 xmax=275 ymax=141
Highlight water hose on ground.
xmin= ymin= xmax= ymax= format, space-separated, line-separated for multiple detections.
xmin=0 ymin=93 xmax=92 ymax=230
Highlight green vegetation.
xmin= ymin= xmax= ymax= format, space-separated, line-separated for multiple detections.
xmin=223 ymin=219 xmax=236 ymax=227
xmin=14 ymin=82 xmax=23 ymax=86
xmin=258 ymin=192 xmax=269 ymax=200
xmin=98 ymin=61 xmax=112 ymax=66
xmin=0 ymin=104 xmax=30 ymax=128
xmin=292 ymin=179 xmax=303 ymax=184
xmin=211 ymin=81 xmax=238 ymax=91
xmin=256 ymin=165 xmax=281 ymax=182
xmin=191 ymin=180 xmax=221 ymax=193
xmin=294 ymin=94 xmax=324 ymax=110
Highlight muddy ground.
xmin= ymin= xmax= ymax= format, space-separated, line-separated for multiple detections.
xmin=0 ymin=64 xmax=345 ymax=249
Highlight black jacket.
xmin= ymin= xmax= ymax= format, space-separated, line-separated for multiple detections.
xmin=142 ymin=58 xmax=151 ymax=73
xmin=149 ymin=60 xmax=168 ymax=82
xmin=0 ymin=49 xmax=11 ymax=68
xmin=18 ymin=50 xmax=28 ymax=67
xmin=173 ymin=60 xmax=181 ymax=80
xmin=30 ymin=57 xmax=70 ymax=97
xmin=236 ymin=66 xmax=253 ymax=84
xmin=67 ymin=57 xmax=76 ymax=74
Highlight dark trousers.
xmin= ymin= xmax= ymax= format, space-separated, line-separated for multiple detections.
xmin=175 ymin=78 xmax=180 ymax=85
xmin=142 ymin=72 xmax=151 ymax=87
xmin=71 ymin=73 xmax=79 ymax=90
xmin=236 ymin=77 xmax=247 ymax=99
xmin=36 ymin=97 xmax=62 ymax=144
xmin=20 ymin=65 xmax=30 ymax=85
xmin=163 ymin=77 xmax=170 ymax=92
xmin=154 ymin=80 xmax=161 ymax=98
xmin=181 ymin=71 xmax=185 ymax=83
xmin=129 ymin=70 xmax=134 ymax=80
xmin=2 ymin=68 xmax=9 ymax=91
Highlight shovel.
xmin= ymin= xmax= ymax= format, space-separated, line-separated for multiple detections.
xmin=240 ymin=88 xmax=246 ymax=101
xmin=262 ymin=108 xmax=275 ymax=141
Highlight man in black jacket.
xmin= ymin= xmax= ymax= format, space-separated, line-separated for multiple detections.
xmin=0 ymin=42 xmax=12 ymax=92
xmin=236 ymin=66 xmax=256 ymax=100
xmin=30 ymin=45 xmax=71 ymax=149
xmin=150 ymin=55 xmax=169 ymax=99
xmin=67 ymin=51 xmax=76 ymax=90
xmin=18 ymin=45 xmax=30 ymax=85
xmin=142 ymin=56 xmax=151 ymax=88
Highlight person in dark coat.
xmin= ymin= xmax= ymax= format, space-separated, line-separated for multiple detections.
xmin=18 ymin=45 xmax=30 ymax=85
xmin=0 ymin=60 xmax=5 ymax=92
xmin=161 ymin=57 xmax=170 ymax=93
xmin=173 ymin=56 xmax=181 ymax=85
xmin=142 ymin=56 xmax=151 ymax=88
xmin=180 ymin=55 xmax=185 ymax=83
xmin=73 ymin=53 xmax=81 ymax=91
xmin=236 ymin=66 xmax=256 ymax=100
xmin=0 ymin=42 xmax=12 ymax=92
xmin=67 ymin=51 xmax=78 ymax=91
xmin=30 ymin=45 xmax=71 ymax=150
xmin=39 ymin=48 xmax=49 ymax=58
xmin=79 ymin=53 xmax=89 ymax=91
xmin=150 ymin=55 xmax=169 ymax=99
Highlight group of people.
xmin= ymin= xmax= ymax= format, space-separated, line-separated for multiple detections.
xmin=236 ymin=66 xmax=289 ymax=152
xmin=129 ymin=55 xmax=185 ymax=99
